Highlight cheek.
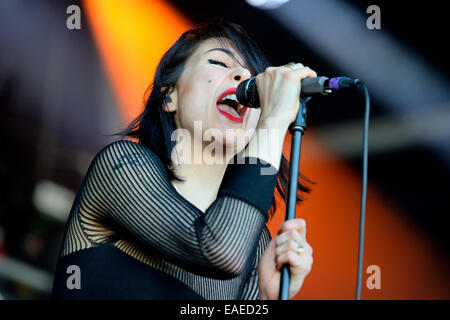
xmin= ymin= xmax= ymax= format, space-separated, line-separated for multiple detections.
xmin=177 ymin=99 xmax=204 ymax=132
xmin=177 ymin=86 xmax=208 ymax=126
xmin=177 ymin=71 xmax=223 ymax=128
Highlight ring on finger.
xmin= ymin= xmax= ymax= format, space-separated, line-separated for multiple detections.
xmin=286 ymin=62 xmax=300 ymax=71
xmin=280 ymin=240 xmax=304 ymax=255
xmin=295 ymin=241 xmax=304 ymax=255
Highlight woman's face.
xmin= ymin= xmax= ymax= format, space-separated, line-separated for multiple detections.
xmin=168 ymin=38 xmax=261 ymax=156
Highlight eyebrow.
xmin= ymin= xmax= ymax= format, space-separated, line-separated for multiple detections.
xmin=205 ymin=48 xmax=246 ymax=68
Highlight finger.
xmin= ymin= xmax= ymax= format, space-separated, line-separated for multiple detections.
xmin=282 ymin=62 xmax=304 ymax=71
xmin=291 ymin=67 xmax=317 ymax=80
xmin=276 ymin=251 xmax=313 ymax=272
xmin=279 ymin=218 xmax=307 ymax=238
xmin=303 ymin=241 xmax=313 ymax=255
xmin=276 ymin=229 xmax=302 ymax=246
xmin=276 ymin=251 xmax=302 ymax=270
xmin=275 ymin=240 xmax=313 ymax=256
xmin=282 ymin=63 xmax=316 ymax=79
xmin=275 ymin=239 xmax=304 ymax=256
xmin=277 ymin=237 xmax=312 ymax=256
xmin=303 ymin=66 xmax=317 ymax=78
xmin=263 ymin=66 xmax=277 ymax=73
xmin=263 ymin=64 xmax=315 ymax=84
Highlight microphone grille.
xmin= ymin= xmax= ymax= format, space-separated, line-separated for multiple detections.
xmin=236 ymin=77 xmax=260 ymax=108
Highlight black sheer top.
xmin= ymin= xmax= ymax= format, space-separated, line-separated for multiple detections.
xmin=51 ymin=139 xmax=278 ymax=299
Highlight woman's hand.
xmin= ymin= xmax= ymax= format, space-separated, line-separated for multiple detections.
xmin=257 ymin=218 xmax=313 ymax=300
xmin=244 ymin=63 xmax=317 ymax=170
xmin=255 ymin=63 xmax=317 ymax=130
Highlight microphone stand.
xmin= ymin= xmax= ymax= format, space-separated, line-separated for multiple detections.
xmin=276 ymin=78 xmax=367 ymax=300
xmin=279 ymin=96 xmax=311 ymax=300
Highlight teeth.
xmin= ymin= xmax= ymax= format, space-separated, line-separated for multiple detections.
xmin=222 ymin=93 xmax=238 ymax=102
xmin=217 ymin=92 xmax=246 ymax=117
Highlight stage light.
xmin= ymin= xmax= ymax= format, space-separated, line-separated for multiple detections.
xmin=246 ymin=0 xmax=290 ymax=10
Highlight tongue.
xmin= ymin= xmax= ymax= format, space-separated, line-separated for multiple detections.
xmin=217 ymin=103 xmax=241 ymax=118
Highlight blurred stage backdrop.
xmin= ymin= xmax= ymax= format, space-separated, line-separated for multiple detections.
xmin=0 ymin=0 xmax=449 ymax=299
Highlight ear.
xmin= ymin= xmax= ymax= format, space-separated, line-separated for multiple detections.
xmin=161 ymin=86 xmax=177 ymax=113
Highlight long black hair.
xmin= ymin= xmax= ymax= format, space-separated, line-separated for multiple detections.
xmin=110 ymin=19 xmax=314 ymax=220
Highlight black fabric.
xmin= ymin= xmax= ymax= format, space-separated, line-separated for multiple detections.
xmin=51 ymin=244 xmax=204 ymax=300
xmin=52 ymin=140 xmax=277 ymax=299
xmin=218 ymin=156 xmax=278 ymax=221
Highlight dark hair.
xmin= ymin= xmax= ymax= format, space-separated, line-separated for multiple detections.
xmin=110 ymin=19 xmax=314 ymax=220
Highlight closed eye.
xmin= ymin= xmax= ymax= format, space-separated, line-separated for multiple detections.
xmin=208 ymin=59 xmax=229 ymax=68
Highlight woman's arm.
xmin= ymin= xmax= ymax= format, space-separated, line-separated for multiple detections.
xmin=82 ymin=139 xmax=278 ymax=279
xmin=239 ymin=226 xmax=271 ymax=299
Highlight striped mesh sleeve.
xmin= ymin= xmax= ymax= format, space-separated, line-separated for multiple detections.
xmin=239 ymin=226 xmax=272 ymax=300
xmin=84 ymin=140 xmax=278 ymax=279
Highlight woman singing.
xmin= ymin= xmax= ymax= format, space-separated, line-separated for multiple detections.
xmin=52 ymin=20 xmax=314 ymax=300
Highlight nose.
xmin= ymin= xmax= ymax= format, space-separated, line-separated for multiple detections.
xmin=232 ymin=66 xmax=252 ymax=82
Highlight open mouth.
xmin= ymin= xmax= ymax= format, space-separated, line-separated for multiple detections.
xmin=216 ymin=88 xmax=248 ymax=123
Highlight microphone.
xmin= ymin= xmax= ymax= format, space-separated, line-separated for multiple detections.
xmin=236 ymin=76 xmax=360 ymax=108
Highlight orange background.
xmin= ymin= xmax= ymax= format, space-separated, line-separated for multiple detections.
xmin=83 ymin=0 xmax=449 ymax=299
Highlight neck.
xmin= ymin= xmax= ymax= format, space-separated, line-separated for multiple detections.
xmin=173 ymin=162 xmax=227 ymax=192
xmin=170 ymin=137 xmax=235 ymax=212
